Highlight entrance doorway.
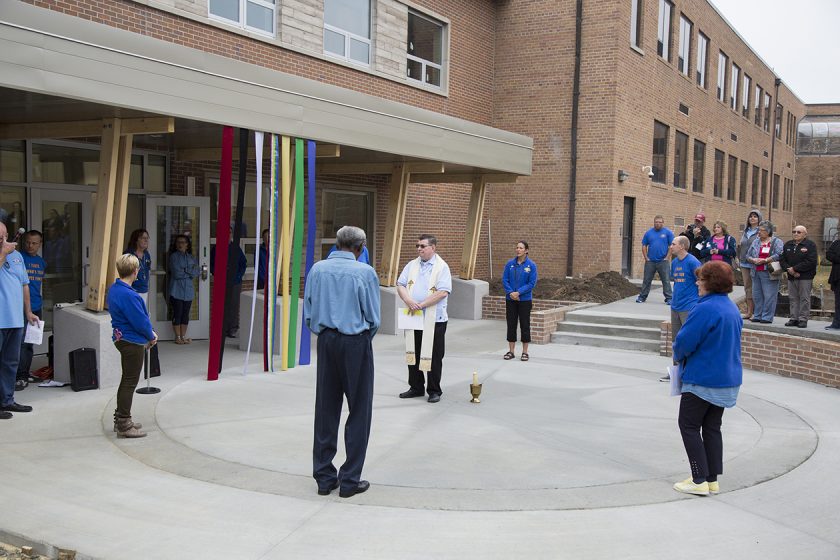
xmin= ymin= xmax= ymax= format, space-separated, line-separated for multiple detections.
xmin=29 ymin=189 xmax=93 ymax=329
xmin=146 ymin=196 xmax=211 ymax=340
xmin=622 ymin=197 xmax=635 ymax=277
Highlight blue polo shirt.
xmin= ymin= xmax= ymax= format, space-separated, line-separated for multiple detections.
xmin=642 ymin=227 xmax=675 ymax=262
xmin=0 ymin=250 xmax=29 ymax=329
xmin=124 ymin=249 xmax=152 ymax=294
xmin=23 ymin=253 xmax=46 ymax=313
xmin=670 ymin=254 xmax=702 ymax=312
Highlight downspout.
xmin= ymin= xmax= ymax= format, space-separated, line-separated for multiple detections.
xmin=566 ymin=0 xmax=583 ymax=277
xmin=767 ymin=77 xmax=781 ymax=221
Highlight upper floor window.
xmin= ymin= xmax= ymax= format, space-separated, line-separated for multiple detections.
xmin=717 ymin=51 xmax=728 ymax=103
xmin=324 ymin=0 xmax=371 ymax=65
xmin=652 ymin=120 xmax=669 ymax=184
xmin=693 ymin=139 xmax=705 ymax=193
xmin=677 ymin=15 xmax=692 ymax=75
xmin=208 ymin=0 xmax=275 ymax=35
xmin=713 ymin=149 xmax=724 ymax=198
xmin=407 ymin=11 xmax=444 ymax=88
xmin=742 ymin=74 xmax=751 ymax=118
xmin=674 ymin=130 xmax=688 ymax=188
xmin=754 ymin=84 xmax=763 ymax=127
xmin=730 ymin=64 xmax=740 ymax=111
xmin=763 ymin=92 xmax=772 ymax=132
xmin=775 ymin=104 xmax=783 ymax=139
xmin=657 ymin=0 xmax=673 ymax=61
xmin=696 ymin=32 xmax=708 ymax=88
xmin=631 ymin=0 xmax=643 ymax=48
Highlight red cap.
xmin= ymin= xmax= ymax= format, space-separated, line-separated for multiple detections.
xmin=694 ymin=213 xmax=706 ymax=222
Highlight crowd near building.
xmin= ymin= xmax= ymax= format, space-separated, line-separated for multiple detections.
xmin=0 ymin=0 xmax=836 ymax=349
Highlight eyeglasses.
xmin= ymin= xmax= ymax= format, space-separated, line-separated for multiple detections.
xmin=416 ymin=244 xmax=430 ymax=249
xmin=792 ymin=230 xmax=804 ymax=234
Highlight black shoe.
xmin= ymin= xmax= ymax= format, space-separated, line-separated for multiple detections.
xmin=399 ymin=389 xmax=425 ymax=399
xmin=1 ymin=403 xmax=32 ymax=413
xmin=797 ymin=321 xmax=808 ymax=328
xmin=784 ymin=320 xmax=799 ymax=327
xmin=339 ymin=480 xmax=370 ymax=498
xmin=825 ymin=325 xmax=840 ymax=330
xmin=664 ymin=299 xmax=672 ymax=305
xmin=659 ymin=375 xmax=671 ymax=382
xmin=0 ymin=411 xmax=11 ymax=420
xmin=14 ymin=379 xmax=28 ymax=391
xmin=760 ymin=320 xmax=773 ymax=324
xmin=428 ymin=394 xmax=441 ymax=403
xmin=317 ymin=480 xmax=339 ymax=496
xmin=749 ymin=318 xmax=762 ymax=323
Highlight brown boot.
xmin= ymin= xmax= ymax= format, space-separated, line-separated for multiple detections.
xmin=113 ymin=413 xmax=143 ymax=432
xmin=115 ymin=416 xmax=146 ymax=438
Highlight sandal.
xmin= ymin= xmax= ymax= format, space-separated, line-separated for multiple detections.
xmin=520 ymin=353 xmax=530 ymax=361
xmin=503 ymin=351 xmax=515 ymax=360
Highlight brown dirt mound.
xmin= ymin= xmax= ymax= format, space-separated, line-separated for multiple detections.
xmin=489 ymin=271 xmax=640 ymax=304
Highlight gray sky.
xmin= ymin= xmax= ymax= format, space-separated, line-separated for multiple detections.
xmin=710 ymin=0 xmax=840 ymax=104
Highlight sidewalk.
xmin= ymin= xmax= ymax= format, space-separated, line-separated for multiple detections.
xmin=1 ymin=319 xmax=839 ymax=559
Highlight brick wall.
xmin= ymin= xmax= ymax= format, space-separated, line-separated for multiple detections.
xmin=482 ymin=296 xmax=589 ymax=344
xmin=660 ymin=323 xmax=840 ymax=389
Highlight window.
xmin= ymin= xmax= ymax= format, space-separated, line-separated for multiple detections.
xmin=727 ymin=155 xmax=737 ymax=201
xmin=730 ymin=64 xmax=740 ymax=111
xmin=678 ymin=15 xmax=691 ymax=75
xmin=772 ymin=174 xmax=780 ymax=209
xmin=790 ymin=116 xmax=797 ymax=147
xmin=742 ymin=74 xmax=751 ymax=118
xmin=324 ymin=0 xmax=371 ymax=65
xmin=692 ymin=139 xmax=705 ymax=193
xmin=751 ymin=165 xmax=759 ymax=205
xmin=783 ymin=178 xmax=793 ymax=211
xmin=652 ymin=120 xmax=669 ymax=183
xmin=407 ymin=11 xmax=444 ymax=88
xmin=754 ymin=85 xmax=763 ymax=127
xmin=674 ymin=131 xmax=688 ymax=188
xmin=208 ymin=0 xmax=275 ymax=35
xmin=763 ymin=92 xmax=772 ymax=132
xmin=713 ymin=149 xmax=724 ymax=198
xmin=696 ymin=32 xmax=708 ymax=87
xmin=657 ymin=0 xmax=673 ymax=61
xmin=717 ymin=51 xmax=728 ymax=103
xmin=631 ymin=0 xmax=643 ymax=48
xmin=320 ymin=188 xmax=375 ymax=261
xmin=739 ymin=160 xmax=749 ymax=203
xmin=775 ymin=104 xmax=783 ymax=139
xmin=760 ymin=169 xmax=768 ymax=206
xmin=0 ymin=140 xmax=25 ymax=183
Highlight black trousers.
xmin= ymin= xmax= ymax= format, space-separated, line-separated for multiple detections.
xmin=678 ymin=391 xmax=724 ymax=481
xmin=408 ymin=321 xmax=447 ymax=396
xmin=17 ymin=309 xmax=42 ymax=380
xmin=832 ymin=285 xmax=840 ymax=328
xmin=313 ymin=329 xmax=374 ymax=492
xmin=505 ymin=299 xmax=532 ymax=343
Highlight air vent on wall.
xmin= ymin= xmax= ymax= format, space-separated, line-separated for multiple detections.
xmin=731 ymin=133 xmax=738 ymax=142
xmin=764 ymin=151 xmax=769 ymax=157
xmin=679 ymin=103 xmax=689 ymax=115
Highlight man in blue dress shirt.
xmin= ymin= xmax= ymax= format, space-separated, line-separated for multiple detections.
xmin=304 ymin=226 xmax=380 ymax=499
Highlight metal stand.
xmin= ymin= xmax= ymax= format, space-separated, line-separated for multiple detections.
xmin=135 ymin=347 xmax=160 ymax=394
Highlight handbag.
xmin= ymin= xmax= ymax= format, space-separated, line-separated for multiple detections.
xmin=768 ymin=260 xmax=784 ymax=278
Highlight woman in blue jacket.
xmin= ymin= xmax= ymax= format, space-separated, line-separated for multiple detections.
xmin=672 ymin=261 xmax=743 ymax=496
xmin=108 ymin=254 xmax=158 ymax=438
xmin=168 ymin=235 xmax=199 ymax=344
xmin=745 ymin=220 xmax=785 ymax=323
xmin=502 ymin=241 xmax=538 ymax=361
xmin=125 ymin=229 xmax=152 ymax=308
xmin=699 ymin=221 xmax=737 ymax=265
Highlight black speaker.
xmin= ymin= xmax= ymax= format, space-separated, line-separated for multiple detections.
xmin=69 ymin=347 xmax=98 ymax=392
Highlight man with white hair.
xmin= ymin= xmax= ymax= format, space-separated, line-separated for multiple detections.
xmin=0 ymin=222 xmax=38 ymax=419
xmin=780 ymin=225 xmax=818 ymax=328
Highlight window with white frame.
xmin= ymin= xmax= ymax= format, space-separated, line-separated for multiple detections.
xmin=677 ymin=15 xmax=691 ymax=75
xmin=696 ymin=32 xmax=708 ymax=88
xmin=208 ymin=0 xmax=275 ymax=35
xmin=407 ymin=10 xmax=444 ymax=87
xmin=656 ymin=0 xmax=673 ymax=61
xmin=323 ymin=0 xmax=371 ymax=65
xmin=630 ymin=0 xmax=643 ymax=49
xmin=742 ymin=74 xmax=751 ymax=118
xmin=730 ymin=63 xmax=740 ymax=111
xmin=716 ymin=51 xmax=728 ymax=102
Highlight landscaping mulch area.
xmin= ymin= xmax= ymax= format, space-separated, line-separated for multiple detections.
xmin=489 ymin=271 xmax=639 ymax=304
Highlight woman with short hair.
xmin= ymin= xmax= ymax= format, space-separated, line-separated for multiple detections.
xmin=745 ymin=220 xmax=784 ymax=324
xmin=672 ymin=261 xmax=743 ymax=496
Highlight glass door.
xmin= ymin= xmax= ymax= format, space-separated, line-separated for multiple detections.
xmin=146 ymin=196 xmax=211 ymax=340
xmin=29 ymin=189 xmax=93 ymax=329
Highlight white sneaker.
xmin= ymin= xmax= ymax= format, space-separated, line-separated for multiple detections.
xmin=673 ymin=478 xmax=709 ymax=496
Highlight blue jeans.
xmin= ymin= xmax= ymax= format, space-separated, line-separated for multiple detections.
xmin=639 ymin=260 xmax=672 ymax=300
xmin=0 ymin=327 xmax=25 ymax=406
xmin=752 ymin=270 xmax=779 ymax=322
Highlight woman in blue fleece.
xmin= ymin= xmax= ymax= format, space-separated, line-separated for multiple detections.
xmin=108 ymin=253 xmax=158 ymax=438
xmin=672 ymin=261 xmax=743 ymax=496
xmin=502 ymin=241 xmax=538 ymax=361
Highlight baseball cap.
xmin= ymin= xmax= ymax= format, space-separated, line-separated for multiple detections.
xmin=694 ymin=213 xmax=706 ymax=222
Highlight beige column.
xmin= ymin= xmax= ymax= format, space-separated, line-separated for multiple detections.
xmin=459 ymin=176 xmax=487 ymax=280
xmin=377 ymin=163 xmax=410 ymax=286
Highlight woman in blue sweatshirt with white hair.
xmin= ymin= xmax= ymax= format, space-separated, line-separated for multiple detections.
xmin=672 ymin=261 xmax=743 ymax=497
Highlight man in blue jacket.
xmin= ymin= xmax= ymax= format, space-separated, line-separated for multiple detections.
xmin=637 ymin=216 xmax=674 ymax=304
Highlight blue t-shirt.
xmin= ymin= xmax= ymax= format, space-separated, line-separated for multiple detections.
xmin=23 ymin=253 xmax=46 ymax=313
xmin=0 ymin=250 xmax=29 ymax=329
xmin=642 ymin=227 xmax=674 ymax=262
xmin=124 ymin=249 xmax=152 ymax=294
xmin=670 ymin=254 xmax=702 ymax=311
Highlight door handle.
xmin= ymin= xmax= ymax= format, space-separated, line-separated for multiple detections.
xmin=83 ymin=263 xmax=90 ymax=286
xmin=200 ymin=263 xmax=209 ymax=281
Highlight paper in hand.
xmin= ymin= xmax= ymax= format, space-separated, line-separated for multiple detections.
xmin=24 ymin=320 xmax=45 ymax=345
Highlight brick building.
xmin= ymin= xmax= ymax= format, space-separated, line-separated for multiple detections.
xmin=794 ymin=103 xmax=840 ymax=254
xmin=0 ymin=0 xmax=810 ymax=342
